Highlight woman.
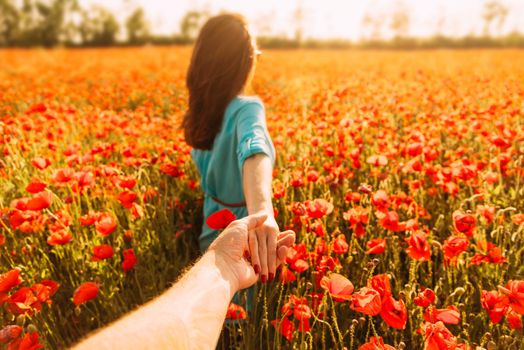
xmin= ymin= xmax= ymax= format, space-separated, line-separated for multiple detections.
xmin=182 ymin=13 xmax=279 ymax=284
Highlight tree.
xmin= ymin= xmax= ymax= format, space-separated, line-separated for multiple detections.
xmin=390 ymin=2 xmax=410 ymax=39
xmin=483 ymin=1 xmax=508 ymax=37
xmin=79 ymin=5 xmax=119 ymax=46
xmin=180 ymin=11 xmax=205 ymax=42
xmin=0 ymin=0 xmax=20 ymax=46
xmin=126 ymin=8 xmax=150 ymax=44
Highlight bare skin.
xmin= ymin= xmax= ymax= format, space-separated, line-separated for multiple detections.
xmin=243 ymin=153 xmax=279 ymax=283
xmin=73 ymin=214 xmax=295 ymax=350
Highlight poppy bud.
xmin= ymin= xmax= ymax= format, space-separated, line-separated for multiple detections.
xmin=16 ymin=315 xmax=25 ymax=327
xmin=27 ymin=324 xmax=38 ymax=333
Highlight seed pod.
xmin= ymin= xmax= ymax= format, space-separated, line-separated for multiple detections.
xmin=16 ymin=315 xmax=26 ymax=327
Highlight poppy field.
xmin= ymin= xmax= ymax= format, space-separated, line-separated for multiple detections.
xmin=1 ymin=47 xmax=524 ymax=349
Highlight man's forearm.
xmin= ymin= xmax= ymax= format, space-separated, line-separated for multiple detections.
xmin=74 ymin=251 xmax=237 ymax=350
xmin=243 ymin=154 xmax=274 ymax=215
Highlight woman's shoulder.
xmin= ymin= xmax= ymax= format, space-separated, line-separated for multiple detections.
xmin=231 ymin=95 xmax=264 ymax=110
xmin=227 ymin=95 xmax=264 ymax=118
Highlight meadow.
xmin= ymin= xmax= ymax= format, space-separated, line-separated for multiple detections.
xmin=0 ymin=47 xmax=523 ymax=349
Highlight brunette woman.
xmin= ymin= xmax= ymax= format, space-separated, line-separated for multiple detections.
xmin=183 ymin=13 xmax=279 ymax=284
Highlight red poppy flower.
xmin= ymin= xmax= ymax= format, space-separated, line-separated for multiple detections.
xmin=31 ymin=157 xmax=51 ymax=170
xmin=367 ymin=155 xmax=388 ymax=166
xmin=122 ymin=248 xmax=137 ymax=272
xmin=25 ymin=179 xmax=47 ymax=194
xmin=452 ymin=210 xmax=476 ymax=237
xmin=73 ymin=282 xmax=99 ymax=306
xmin=114 ymin=175 xmax=137 ymax=189
xmin=95 ymin=212 xmax=118 ymax=236
xmin=366 ymin=238 xmax=386 ymax=254
xmin=380 ymin=295 xmax=407 ymax=329
xmin=371 ymin=190 xmax=389 ymax=212
xmin=0 ymin=269 xmax=22 ymax=293
xmin=351 ymin=287 xmax=382 ymax=316
xmin=414 ymin=288 xmax=436 ymax=308
xmin=26 ymin=102 xmax=46 ymax=114
xmin=499 ymin=280 xmax=524 ymax=314
xmin=160 ymin=163 xmax=184 ymax=177
xmin=470 ymin=241 xmax=507 ymax=266
xmin=443 ymin=236 xmax=469 ymax=262
xmin=26 ymin=191 xmax=53 ymax=211
xmin=117 ymin=190 xmax=138 ymax=209
xmin=278 ymin=265 xmax=296 ymax=284
xmin=332 ymin=234 xmax=348 ymax=255
xmin=424 ymin=305 xmax=461 ymax=325
xmin=79 ymin=211 xmax=99 ymax=226
xmin=423 ymin=321 xmax=457 ymax=350
xmin=508 ymin=311 xmax=523 ymax=329
xmin=405 ymin=231 xmax=431 ymax=261
xmin=512 ymin=213 xmax=524 ymax=226
xmin=0 ymin=325 xmax=22 ymax=344
xmin=52 ymin=168 xmax=74 ymax=184
xmin=92 ymin=244 xmax=114 ymax=261
xmin=47 ymin=229 xmax=72 ymax=246
xmin=358 ymin=336 xmax=395 ymax=350
xmin=130 ymin=203 xmax=144 ymax=220
xmin=369 ymin=274 xmax=392 ymax=299
xmin=226 ymin=303 xmax=247 ymax=320
xmin=206 ymin=209 xmax=236 ymax=230
xmin=320 ymin=273 xmax=354 ymax=302
xmin=305 ymin=199 xmax=333 ymax=219
xmin=271 ymin=317 xmax=295 ymax=341
xmin=8 ymin=331 xmax=43 ymax=350
xmin=294 ymin=303 xmax=312 ymax=322
xmin=378 ymin=210 xmax=400 ymax=232
xmin=476 ymin=205 xmax=495 ymax=224
xmin=481 ymin=290 xmax=509 ymax=323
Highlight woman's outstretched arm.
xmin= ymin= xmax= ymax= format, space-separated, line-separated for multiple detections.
xmin=243 ymin=153 xmax=279 ymax=283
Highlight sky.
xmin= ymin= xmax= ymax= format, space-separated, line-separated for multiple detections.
xmin=78 ymin=0 xmax=524 ymax=40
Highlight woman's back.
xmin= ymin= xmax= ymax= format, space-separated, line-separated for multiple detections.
xmin=191 ymin=95 xmax=275 ymax=250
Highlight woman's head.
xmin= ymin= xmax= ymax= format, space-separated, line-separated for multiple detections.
xmin=183 ymin=13 xmax=258 ymax=150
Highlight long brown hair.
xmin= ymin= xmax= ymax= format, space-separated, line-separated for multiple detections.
xmin=182 ymin=13 xmax=255 ymax=150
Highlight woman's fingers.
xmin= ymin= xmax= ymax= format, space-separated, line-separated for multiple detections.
xmin=256 ymin=229 xmax=269 ymax=282
xmin=267 ymin=228 xmax=278 ymax=282
xmin=277 ymin=246 xmax=289 ymax=264
xmin=276 ymin=230 xmax=295 ymax=264
xmin=248 ymin=229 xmax=260 ymax=275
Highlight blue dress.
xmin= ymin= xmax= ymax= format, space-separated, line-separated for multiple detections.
xmin=191 ymin=95 xmax=276 ymax=251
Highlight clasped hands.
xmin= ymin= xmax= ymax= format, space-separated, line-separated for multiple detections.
xmin=208 ymin=213 xmax=295 ymax=291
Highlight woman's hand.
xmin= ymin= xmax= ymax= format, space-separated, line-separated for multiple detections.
xmin=248 ymin=215 xmax=286 ymax=282
xmin=209 ymin=213 xmax=295 ymax=290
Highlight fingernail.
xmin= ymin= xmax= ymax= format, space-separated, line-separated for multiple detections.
xmin=269 ymin=273 xmax=274 ymax=282
xmin=254 ymin=265 xmax=260 ymax=274
xmin=261 ymin=275 xmax=267 ymax=283
xmin=243 ymin=250 xmax=251 ymax=259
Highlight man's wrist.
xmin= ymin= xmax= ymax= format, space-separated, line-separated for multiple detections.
xmin=205 ymin=250 xmax=240 ymax=298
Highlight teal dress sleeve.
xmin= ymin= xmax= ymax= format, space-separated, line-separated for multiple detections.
xmin=235 ymin=100 xmax=276 ymax=176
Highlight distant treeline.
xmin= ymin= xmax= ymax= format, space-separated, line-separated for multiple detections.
xmin=256 ymin=34 xmax=524 ymax=50
xmin=1 ymin=0 xmax=524 ymax=49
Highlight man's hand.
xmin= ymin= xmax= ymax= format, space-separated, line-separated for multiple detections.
xmin=208 ymin=214 xmax=295 ymax=291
